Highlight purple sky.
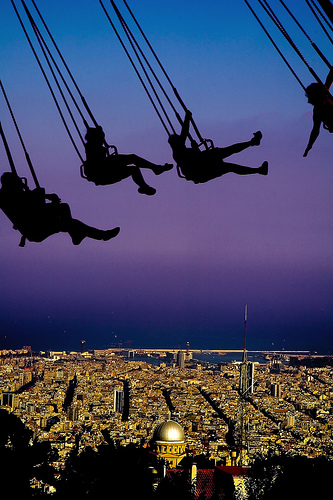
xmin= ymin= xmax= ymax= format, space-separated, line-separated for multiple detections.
xmin=0 ymin=1 xmax=332 ymax=353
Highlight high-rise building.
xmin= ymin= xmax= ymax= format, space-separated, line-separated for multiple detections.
xmin=67 ymin=404 xmax=79 ymax=422
xmin=271 ymin=383 xmax=282 ymax=398
xmin=239 ymin=306 xmax=254 ymax=397
xmin=114 ymin=388 xmax=124 ymax=413
xmin=80 ymin=340 xmax=86 ymax=354
xmin=285 ymin=414 xmax=295 ymax=428
xmin=239 ymin=359 xmax=255 ymax=396
xmin=177 ymin=351 xmax=185 ymax=368
xmin=1 ymin=392 xmax=14 ymax=407
xmin=238 ymin=305 xmax=254 ymax=466
xmin=166 ymin=352 xmax=177 ymax=365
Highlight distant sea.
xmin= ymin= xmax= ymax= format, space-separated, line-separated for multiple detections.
xmin=131 ymin=352 xmax=269 ymax=366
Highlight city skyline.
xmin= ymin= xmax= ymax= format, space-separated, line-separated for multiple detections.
xmin=0 ymin=1 xmax=332 ymax=354
xmin=1 ymin=348 xmax=332 ymax=464
xmin=1 ymin=326 xmax=332 ymax=497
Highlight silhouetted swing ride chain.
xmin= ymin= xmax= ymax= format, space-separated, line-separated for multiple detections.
xmin=4 ymin=0 xmax=333 ymax=182
xmin=243 ymin=0 xmax=333 ymax=92
xmin=29 ymin=0 xmax=118 ymax=162
xmin=0 ymin=79 xmax=121 ymax=247
xmin=11 ymin=0 xmax=84 ymax=163
xmin=29 ymin=0 xmax=97 ymax=129
xmin=0 ymin=79 xmax=40 ymax=188
xmin=305 ymin=0 xmax=333 ymax=46
xmin=99 ymin=0 xmax=173 ymax=139
xmin=100 ymin=0 xmax=215 ymax=179
xmin=0 ymin=121 xmax=17 ymax=177
xmin=11 ymin=0 xmax=118 ymax=168
xmin=279 ymin=0 xmax=331 ymax=68
xmin=22 ymin=0 xmax=86 ymax=147
xmin=317 ymin=0 xmax=333 ymax=27
xmin=260 ymin=0 xmax=326 ymax=82
xmin=120 ymin=0 xmax=208 ymax=147
xmin=101 ymin=0 xmax=333 ymax=161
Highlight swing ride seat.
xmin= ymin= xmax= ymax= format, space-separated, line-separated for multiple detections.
xmin=176 ymin=138 xmax=215 ymax=180
xmin=16 ymin=225 xmax=58 ymax=246
xmin=107 ymin=144 xmax=118 ymax=155
xmin=198 ymin=138 xmax=215 ymax=151
xmin=80 ymin=163 xmax=96 ymax=182
xmin=80 ymin=144 xmax=118 ymax=182
xmin=176 ymin=165 xmax=186 ymax=178
xmin=103 ymin=1 xmax=211 ymax=164
xmin=1 ymin=194 xmax=62 ymax=247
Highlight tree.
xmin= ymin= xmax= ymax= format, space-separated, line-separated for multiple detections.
xmin=54 ymin=440 xmax=159 ymax=499
xmin=0 ymin=409 xmax=58 ymax=497
xmin=247 ymin=450 xmax=333 ymax=500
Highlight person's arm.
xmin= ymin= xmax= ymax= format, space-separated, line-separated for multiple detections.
xmin=32 ymin=187 xmax=60 ymax=204
xmin=303 ymin=110 xmax=321 ymax=157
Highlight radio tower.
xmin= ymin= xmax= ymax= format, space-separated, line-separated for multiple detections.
xmin=238 ymin=305 xmax=254 ymax=465
xmin=239 ymin=305 xmax=249 ymax=394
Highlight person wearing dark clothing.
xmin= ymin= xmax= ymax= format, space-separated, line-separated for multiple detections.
xmin=0 ymin=172 xmax=120 ymax=246
xmin=168 ymin=111 xmax=268 ymax=183
xmin=303 ymin=66 xmax=333 ymax=157
xmin=83 ymin=126 xmax=173 ymax=195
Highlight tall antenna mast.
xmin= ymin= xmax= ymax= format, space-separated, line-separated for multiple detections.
xmin=239 ymin=304 xmax=251 ymax=465
xmin=244 ymin=304 xmax=247 ymax=350
xmin=242 ymin=305 xmax=248 ymax=363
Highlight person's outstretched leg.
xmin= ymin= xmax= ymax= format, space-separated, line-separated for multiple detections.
xmin=68 ymin=219 xmax=120 ymax=245
xmin=218 ymin=131 xmax=263 ymax=159
xmin=222 ymin=160 xmax=268 ymax=176
xmin=125 ymin=154 xmax=173 ymax=175
xmin=128 ymin=166 xmax=156 ymax=196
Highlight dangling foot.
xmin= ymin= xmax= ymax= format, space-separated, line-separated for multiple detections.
xmin=138 ymin=185 xmax=156 ymax=196
xmin=102 ymin=227 xmax=120 ymax=241
xmin=71 ymin=231 xmax=86 ymax=245
xmin=251 ymin=131 xmax=262 ymax=146
xmin=70 ymin=225 xmax=120 ymax=244
xmin=152 ymin=163 xmax=173 ymax=175
xmin=258 ymin=161 xmax=268 ymax=175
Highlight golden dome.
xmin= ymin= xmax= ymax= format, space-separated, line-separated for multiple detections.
xmin=152 ymin=420 xmax=185 ymax=443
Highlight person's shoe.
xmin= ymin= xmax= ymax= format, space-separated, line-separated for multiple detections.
xmin=251 ymin=131 xmax=262 ymax=146
xmin=259 ymin=161 xmax=268 ymax=175
xmin=138 ymin=185 xmax=156 ymax=196
xmin=152 ymin=163 xmax=173 ymax=175
xmin=71 ymin=232 xmax=86 ymax=245
xmin=102 ymin=227 xmax=120 ymax=241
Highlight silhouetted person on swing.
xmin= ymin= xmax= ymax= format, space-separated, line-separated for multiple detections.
xmin=168 ymin=111 xmax=268 ymax=184
xmin=303 ymin=66 xmax=333 ymax=157
xmin=83 ymin=126 xmax=173 ymax=195
xmin=0 ymin=172 xmax=120 ymax=246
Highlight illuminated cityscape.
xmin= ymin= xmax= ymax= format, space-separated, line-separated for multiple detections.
xmin=1 ymin=346 xmax=332 ymax=464
xmin=1 ymin=344 xmax=333 ymax=498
